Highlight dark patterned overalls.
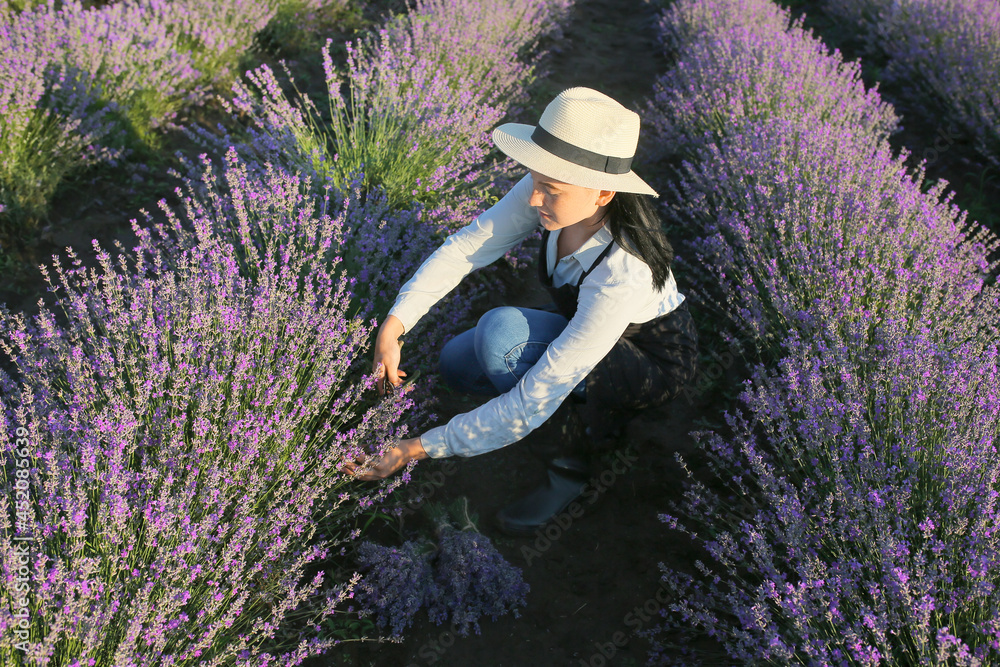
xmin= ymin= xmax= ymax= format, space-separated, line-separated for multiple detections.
xmin=532 ymin=230 xmax=699 ymax=466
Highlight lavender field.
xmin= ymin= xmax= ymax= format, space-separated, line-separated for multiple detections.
xmin=1 ymin=0 xmax=998 ymax=665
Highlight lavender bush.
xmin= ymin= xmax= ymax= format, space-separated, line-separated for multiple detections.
xmin=0 ymin=155 xmax=414 ymax=664
xmin=157 ymin=145 xmax=489 ymax=385
xmin=132 ymin=145 xmax=455 ymax=409
xmin=27 ymin=0 xmax=205 ymax=136
xmin=146 ymin=0 xmax=277 ymax=92
xmin=0 ymin=0 xmax=307 ymax=233
xmin=644 ymin=0 xmax=994 ymax=357
xmin=652 ymin=314 xmax=1000 ymax=665
xmin=646 ymin=3 xmax=898 ymax=167
xmin=0 ymin=3 xmax=135 ymax=226
xmin=4 ymin=0 xmax=284 ymax=137
xmin=198 ymin=0 xmax=569 ymax=223
xmin=0 ymin=0 xmax=203 ymax=208
xmin=656 ymin=0 xmax=791 ymax=57
xmin=379 ymin=0 xmax=569 ymax=109
xmin=665 ymin=117 xmax=996 ymax=355
xmin=149 ymin=147 xmax=440 ymax=328
xmin=0 ymin=58 xmax=123 ymax=228
xmin=640 ymin=0 xmax=1000 ymax=662
xmin=823 ymin=0 xmax=1000 ymax=169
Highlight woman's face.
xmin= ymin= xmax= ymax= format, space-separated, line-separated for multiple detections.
xmin=528 ymin=170 xmax=615 ymax=231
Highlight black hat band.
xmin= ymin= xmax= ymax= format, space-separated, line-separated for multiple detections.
xmin=531 ymin=126 xmax=633 ymax=175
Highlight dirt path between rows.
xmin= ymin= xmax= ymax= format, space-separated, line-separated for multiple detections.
xmin=334 ymin=1 xmax=733 ymax=665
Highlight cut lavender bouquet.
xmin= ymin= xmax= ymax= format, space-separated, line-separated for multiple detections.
xmin=356 ymin=498 xmax=529 ymax=638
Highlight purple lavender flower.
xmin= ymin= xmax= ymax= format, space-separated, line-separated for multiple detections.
xmin=651 ymin=317 xmax=1000 ymax=665
xmin=667 ymin=116 xmax=996 ymax=355
xmin=0 ymin=152 xmax=414 ymax=664
xmin=355 ymin=500 xmax=529 ymax=639
xmin=0 ymin=6 xmax=128 ymax=222
xmin=645 ymin=1 xmax=898 ymax=166
xmin=427 ymin=525 xmax=529 ymax=637
xmin=640 ymin=0 xmax=1000 ymax=663
xmin=824 ymin=0 xmax=1000 ymax=168
xmin=355 ymin=540 xmax=437 ymax=637
xmin=0 ymin=0 xmax=275 ymax=224
xmin=191 ymin=0 xmax=568 ymax=220
xmin=644 ymin=0 xmax=995 ymax=358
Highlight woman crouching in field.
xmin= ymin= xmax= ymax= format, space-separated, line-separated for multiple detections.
xmin=343 ymin=87 xmax=698 ymax=535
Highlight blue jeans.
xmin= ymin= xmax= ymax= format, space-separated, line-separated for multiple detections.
xmin=438 ymin=306 xmax=587 ymax=399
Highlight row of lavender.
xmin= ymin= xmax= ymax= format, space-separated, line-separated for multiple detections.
xmin=0 ymin=0 xmax=320 ymax=234
xmin=822 ymin=0 xmax=1000 ymax=170
xmin=185 ymin=0 xmax=568 ymax=338
xmin=640 ymin=0 xmax=1000 ymax=664
xmin=0 ymin=0 xmax=569 ymax=664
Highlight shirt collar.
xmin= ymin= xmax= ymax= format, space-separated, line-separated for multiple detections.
xmin=550 ymin=224 xmax=613 ymax=272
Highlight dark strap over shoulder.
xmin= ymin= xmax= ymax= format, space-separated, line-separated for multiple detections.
xmin=537 ymin=229 xmax=615 ymax=320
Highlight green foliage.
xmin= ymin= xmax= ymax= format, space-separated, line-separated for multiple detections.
xmin=0 ymin=94 xmax=120 ymax=241
xmin=0 ymin=107 xmax=70 ymax=231
xmin=256 ymin=0 xmax=365 ymax=57
xmin=3 ymin=0 xmax=40 ymax=11
xmin=304 ymin=67 xmax=453 ymax=208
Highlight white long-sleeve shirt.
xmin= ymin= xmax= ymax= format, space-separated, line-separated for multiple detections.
xmin=388 ymin=174 xmax=685 ymax=458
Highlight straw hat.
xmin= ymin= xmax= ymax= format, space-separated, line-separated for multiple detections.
xmin=492 ymin=87 xmax=657 ymax=196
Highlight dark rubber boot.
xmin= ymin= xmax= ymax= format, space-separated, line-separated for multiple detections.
xmin=495 ymin=400 xmax=592 ymax=536
xmin=495 ymin=466 xmax=589 ymax=536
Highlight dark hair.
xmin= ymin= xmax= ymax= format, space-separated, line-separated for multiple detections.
xmin=603 ymin=192 xmax=674 ymax=290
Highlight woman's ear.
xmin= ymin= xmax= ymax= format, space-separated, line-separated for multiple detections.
xmin=597 ymin=190 xmax=616 ymax=206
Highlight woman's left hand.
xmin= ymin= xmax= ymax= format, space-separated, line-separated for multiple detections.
xmin=341 ymin=437 xmax=428 ymax=480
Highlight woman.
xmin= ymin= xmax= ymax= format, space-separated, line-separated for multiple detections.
xmin=345 ymin=87 xmax=698 ymax=535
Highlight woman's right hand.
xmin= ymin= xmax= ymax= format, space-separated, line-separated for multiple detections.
xmin=373 ymin=314 xmax=407 ymax=395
